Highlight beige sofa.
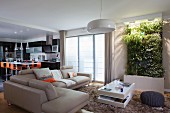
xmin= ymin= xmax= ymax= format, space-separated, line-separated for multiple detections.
xmin=4 ymin=66 xmax=92 ymax=113
xmin=4 ymin=77 xmax=89 ymax=113
xmin=17 ymin=66 xmax=92 ymax=89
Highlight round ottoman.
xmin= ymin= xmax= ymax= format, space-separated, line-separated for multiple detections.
xmin=140 ymin=91 xmax=164 ymax=107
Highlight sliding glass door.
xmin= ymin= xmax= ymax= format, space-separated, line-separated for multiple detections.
xmin=79 ymin=35 xmax=94 ymax=77
xmin=95 ymin=34 xmax=105 ymax=81
xmin=65 ymin=37 xmax=78 ymax=71
xmin=66 ymin=34 xmax=105 ymax=82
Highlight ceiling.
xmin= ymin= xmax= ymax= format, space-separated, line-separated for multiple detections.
xmin=0 ymin=0 xmax=170 ymax=40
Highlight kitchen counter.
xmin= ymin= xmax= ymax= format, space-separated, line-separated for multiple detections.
xmin=41 ymin=61 xmax=60 ymax=63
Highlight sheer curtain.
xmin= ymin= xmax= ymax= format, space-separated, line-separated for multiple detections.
xmin=79 ymin=35 xmax=94 ymax=76
xmin=95 ymin=34 xmax=105 ymax=82
xmin=65 ymin=34 xmax=105 ymax=82
xmin=65 ymin=37 xmax=78 ymax=71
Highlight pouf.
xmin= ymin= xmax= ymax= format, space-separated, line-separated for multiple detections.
xmin=140 ymin=91 xmax=164 ymax=107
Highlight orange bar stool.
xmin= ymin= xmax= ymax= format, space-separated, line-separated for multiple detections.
xmin=31 ymin=62 xmax=41 ymax=69
xmin=1 ymin=62 xmax=10 ymax=81
xmin=10 ymin=64 xmax=22 ymax=75
xmin=21 ymin=64 xmax=27 ymax=70
xmin=36 ymin=62 xmax=41 ymax=68
xmin=30 ymin=61 xmax=35 ymax=69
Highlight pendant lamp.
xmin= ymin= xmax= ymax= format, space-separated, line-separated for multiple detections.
xmin=20 ymin=42 xmax=23 ymax=50
xmin=26 ymin=42 xmax=29 ymax=49
xmin=14 ymin=43 xmax=18 ymax=50
xmin=87 ymin=0 xmax=115 ymax=33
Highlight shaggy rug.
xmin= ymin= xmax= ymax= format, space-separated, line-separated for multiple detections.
xmin=77 ymin=85 xmax=170 ymax=113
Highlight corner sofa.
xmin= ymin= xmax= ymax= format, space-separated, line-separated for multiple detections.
xmin=4 ymin=66 xmax=92 ymax=113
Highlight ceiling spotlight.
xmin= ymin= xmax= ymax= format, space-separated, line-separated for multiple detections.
xmin=14 ymin=32 xmax=17 ymax=34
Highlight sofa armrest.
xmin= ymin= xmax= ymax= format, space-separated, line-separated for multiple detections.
xmin=77 ymin=72 xmax=92 ymax=82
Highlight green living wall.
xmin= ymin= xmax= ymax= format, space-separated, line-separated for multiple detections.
xmin=123 ymin=20 xmax=163 ymax=77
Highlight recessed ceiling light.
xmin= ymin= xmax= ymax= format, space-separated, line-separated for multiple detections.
xmin=14 ymin=32 xmax=17 ymax=34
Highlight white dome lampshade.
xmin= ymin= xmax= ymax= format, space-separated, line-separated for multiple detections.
xmin=87 ymin=19 xmax=115 ymax=34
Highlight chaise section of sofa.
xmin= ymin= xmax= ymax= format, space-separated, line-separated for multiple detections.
xmin=42 ymin=87 xmax=89 ymax=113
xmin=4 ymin=76 xmax=89 ymax=113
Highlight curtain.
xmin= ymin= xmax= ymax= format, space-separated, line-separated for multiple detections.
xmin=60 ymin=30 xmax=66 ymax=67
xmin=104 ymin=32 xmax=114 ymax=85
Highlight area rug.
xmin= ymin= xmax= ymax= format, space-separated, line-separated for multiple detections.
xmin=77 ymin=85 xmax=170 ymax=113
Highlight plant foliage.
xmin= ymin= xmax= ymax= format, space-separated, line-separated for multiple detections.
xmin=123 ymin=20 xmax=163 ymax=77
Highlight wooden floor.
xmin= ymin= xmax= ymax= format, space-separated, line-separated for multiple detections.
xmin=0 ymin=92 xmax=30 ymax=113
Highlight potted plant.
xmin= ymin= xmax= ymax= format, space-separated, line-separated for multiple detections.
xmin=123 ymin=20 xmax=164 ymax=93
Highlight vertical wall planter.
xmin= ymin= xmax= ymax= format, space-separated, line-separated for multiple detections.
xmin=123 ymin=20 xmax=164 ymax=92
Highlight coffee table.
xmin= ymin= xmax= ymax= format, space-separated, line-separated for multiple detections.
xmin=98 ymin=81 xmax=135 ymax=108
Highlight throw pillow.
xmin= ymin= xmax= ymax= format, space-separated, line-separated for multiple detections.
xmin=43 ymin=78 xmax=57 ymax=83
xmin=68 ymin=72 xmax=76 ymax=78
xmin=33 ymin=68 xmax=52 ymax=80
xmin=51 ymin=70 xmax=63 ymax=80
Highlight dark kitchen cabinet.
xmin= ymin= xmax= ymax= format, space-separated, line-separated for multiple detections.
xmin=3 ymin=42 xmax=15 ymax=52
xmin=29 ymin=41 xmax=46 ymax=47
xmin=52 ymin=39 xmax=60 ymax=52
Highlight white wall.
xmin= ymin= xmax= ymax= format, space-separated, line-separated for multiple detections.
xmin=163 ymin=19 xmax=170 ymax=90
xmin=112 ymin=26 xmax=127 ymax=80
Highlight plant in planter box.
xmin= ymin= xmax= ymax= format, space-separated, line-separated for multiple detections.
xmin=123 ymin=20 xmax=164 ymax=78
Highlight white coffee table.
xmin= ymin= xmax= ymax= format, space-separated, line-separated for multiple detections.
xmin=98 ymin=81 xmax=135 ymax=108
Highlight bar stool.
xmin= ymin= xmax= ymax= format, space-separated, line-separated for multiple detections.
xmin=31 ymin=62 xmax=41 ymax=69
xmin=30 ymin=61 xmax=35 ymax=69
xmin=10 ymin=64 xmax=22 ymax=75
xmin=0 ymin=62 xmax=10 ymax=81
xmin=21 ymin=64 xmax=27 ymax=70
xmin=36 ymin=62 xmax=41 ymax=68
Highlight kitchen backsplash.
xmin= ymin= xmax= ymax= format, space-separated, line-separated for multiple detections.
xmin=30 ymin=52 xmax=60 ymax=62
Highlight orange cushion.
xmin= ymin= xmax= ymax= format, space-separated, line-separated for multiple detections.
xmin=43 ymin=78 xmax=57 ymax=83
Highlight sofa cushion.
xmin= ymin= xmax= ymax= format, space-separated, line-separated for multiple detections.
xmin=57 ymin=79 xmax=76 ymax=87
xmin=10 ymin=76 xmax=31 ymax=86
xmin=19 ymin=69 xmax=34 ymax=75
xmin=29 ymin=79 xmax=59 ymax=101
xmin=69 ymin=76 xmax=90 ymax=84
xmin=51 ymin=70 xmax=63 ymax=80
xmin=52 ymin=81 xmax=67 ymax=88
xmin=33 ymin=68 xmax=52 ymax=80
xmin=42 ymin=87 xmax=89 ymax=113
xmin=18 ymin=74 xmax=36 ymax=79
xmin=60 ymin=69 xmax=77 ymax=79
